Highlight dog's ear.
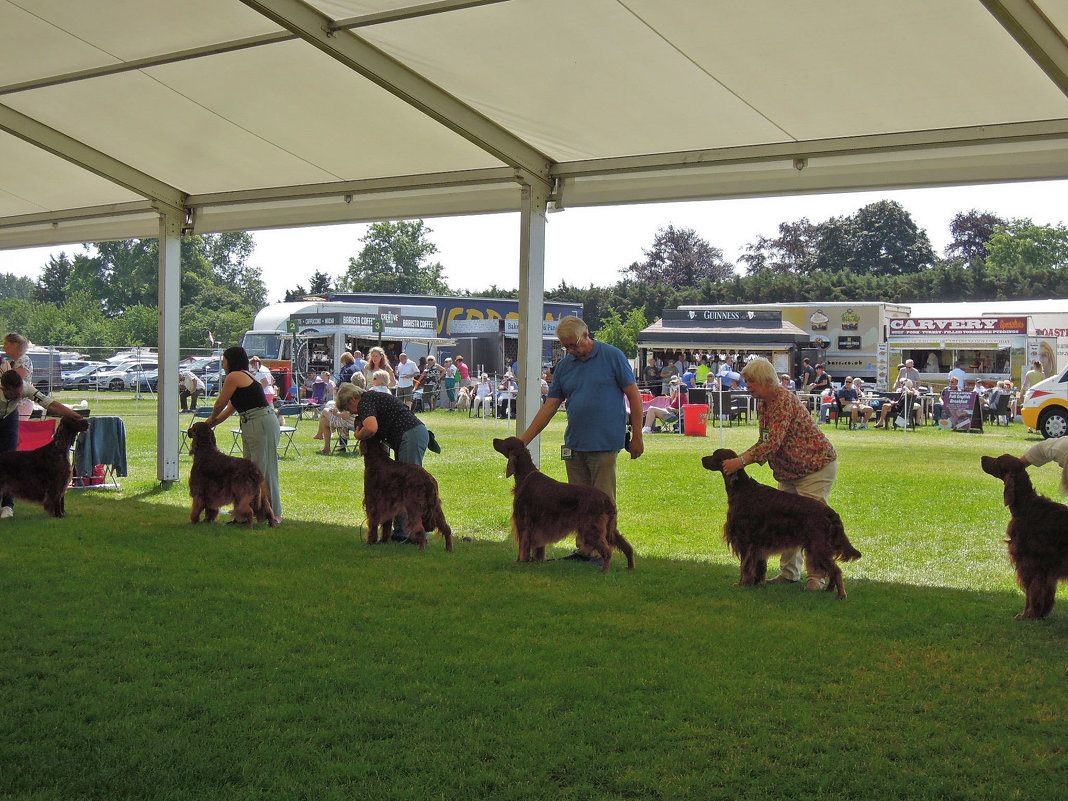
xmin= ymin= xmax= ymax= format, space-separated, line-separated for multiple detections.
xmin=505 ymin=452 xmax=515 ymax=479
xmin=1003 ymin=470 xmax=1016 ymax=507
xmin=724 ymin=470 xmax=740 ymax=490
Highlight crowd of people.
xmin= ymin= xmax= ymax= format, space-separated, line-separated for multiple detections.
xmin=634 ymin=350 xmax=1048 ymax=434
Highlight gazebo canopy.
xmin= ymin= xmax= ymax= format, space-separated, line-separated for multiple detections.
xmin=3 ymin=0 xmax=1068 ymax=248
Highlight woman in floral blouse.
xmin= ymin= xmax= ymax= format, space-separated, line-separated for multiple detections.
xmin=720 ymin=357 xmax=838 ymax=590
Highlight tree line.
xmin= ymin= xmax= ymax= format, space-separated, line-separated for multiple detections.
xmin=1 ymin=202 xmax=1066 ymax=354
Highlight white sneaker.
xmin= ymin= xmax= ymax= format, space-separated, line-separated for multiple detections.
xmin=1 ymin=506 xmax=13 ymax=519
xmin=641 ymin=426 xmax=652 ymax=433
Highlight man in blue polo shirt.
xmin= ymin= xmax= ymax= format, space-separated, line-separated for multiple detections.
xmin=518 ymin=316 xmax=644 ymax=562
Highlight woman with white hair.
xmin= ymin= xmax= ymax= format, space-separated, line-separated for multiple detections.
xmin=472 ymin=373 xmax=494 ymax=418
xmin=718 ymin=357 xmax=838 ymax=590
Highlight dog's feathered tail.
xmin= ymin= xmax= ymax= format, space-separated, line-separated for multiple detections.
xmin=829 ymin=509 xmax=861 ymax=562
xmin=252 ymin=479 xmax=278 ymax=527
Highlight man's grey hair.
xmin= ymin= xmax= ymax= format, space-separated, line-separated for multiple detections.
xmin=556 ymin=316 xmax=588 ymax=341
xmin=740 ymin=357 xmax=776 ymax=387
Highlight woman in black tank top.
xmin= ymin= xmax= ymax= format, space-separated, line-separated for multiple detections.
xmin=203 ymin=346 xmax=281 ymax=523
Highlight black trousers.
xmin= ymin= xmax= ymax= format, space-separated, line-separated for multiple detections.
xmin=0 ymin=411 xmax=18 ymax=508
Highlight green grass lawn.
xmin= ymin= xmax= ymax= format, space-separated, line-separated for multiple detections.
xmin=2 ymin=395 xmax=1065 ymax=800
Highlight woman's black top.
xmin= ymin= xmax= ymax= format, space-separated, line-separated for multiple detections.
xmin=230 ymin=372 xmax=268 ymax=412
xmin=356 ymin=390 xmax=422 ymax=451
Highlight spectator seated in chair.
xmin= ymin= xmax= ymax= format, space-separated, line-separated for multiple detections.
xmin=832 ymin=376 xmax=872 ymax=428
xmin=874 ymin=379 xmax=918 ymax=428
xmin=641 ymin=377 xmax=682 ymax=433
xmin=982 ymin=380 xmax=1012 ymax=425
xmin=313 ymin=373 xmax=365 ymax=453
xmin=496 ymin=373 xmax=518 ymax=419
xmin=472 ymin=374 xmax=494 ymax=417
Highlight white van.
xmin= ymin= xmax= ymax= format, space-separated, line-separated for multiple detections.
xmin=1020 ymin=366 xmax=1068 ymax=438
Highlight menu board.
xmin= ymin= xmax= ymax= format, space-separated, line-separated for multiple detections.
xmin=936 ymin=390 xmax=984 ymax=432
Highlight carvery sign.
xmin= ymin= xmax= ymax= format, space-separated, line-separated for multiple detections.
xmin=889 ymin=317 xmax=1027 ymax=335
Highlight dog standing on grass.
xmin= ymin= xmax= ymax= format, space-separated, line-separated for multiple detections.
xmin=0 ymin=415 xmax=88 ymax=517
xmin=187 ymin=422 xmax=277 ymax=528
xmin=981 ymin=453 xmax=1068 ymax=619
xmin=492 ymin=436 xmax=635 ymax=572
xmin=702 ymin=448 xmax=860 ymax=599
xmin=359 ymin=440 xmax=453 ymax=552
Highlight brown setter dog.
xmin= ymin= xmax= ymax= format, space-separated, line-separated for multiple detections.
xmin=359 ymin=440 xmax=453 ymax=552
xmin=981 ymin=453 xmax=1068 ymax=619
xmin=187 ymin=422 xmax=276 ymax=528
xmin=0 ymin=416 xmax=89 ymax=517
xmin=492 ymin=436 xmax=635 ymax=572
xmin=702 ymin=448 xmax=861 ymax=599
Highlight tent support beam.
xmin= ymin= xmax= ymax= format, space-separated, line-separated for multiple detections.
xmin=981 ymin=0 xmax=1068 ymax=97
xmin=156 ymin=212 xmax=182 ymax=485
xmin=553 ymin=119 xmax=1068 ymax=179
xmin=516 ymin=178 xmax=549 ymax=468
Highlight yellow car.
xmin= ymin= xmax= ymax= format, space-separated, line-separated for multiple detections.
xmin=1020 ymin=367 xmax=1068 ymax=439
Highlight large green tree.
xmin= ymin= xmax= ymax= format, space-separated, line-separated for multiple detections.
xmin=623 ymin=225 xmax=733 ymax=285
xmin=815 ymin=200 xmax=935 ymax=276
xmin=0 ymin=272 xmax=37 ymax=301
xmin=983 ymin=220 xmax=1068 ymax=298
xmin=340 ymin=220 xmax=450 ymax=295
xmin=739 ymin=219 xmax=821 ymax=276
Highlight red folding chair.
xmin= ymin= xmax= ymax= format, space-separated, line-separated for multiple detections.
xmin=18 ymin=419 xmax=56 ymax=450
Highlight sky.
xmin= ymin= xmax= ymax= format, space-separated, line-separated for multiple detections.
xmin=1 ymin=179 xmax=1066 ymax=304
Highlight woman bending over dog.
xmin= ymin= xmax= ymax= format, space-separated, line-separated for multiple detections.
xmin=718 ymin=357 xmax=838 ymax=591
xmin=335 ymin=381 xmax=432 ymax=543
xmin=201 ymin=346 xmax=282 ymax=524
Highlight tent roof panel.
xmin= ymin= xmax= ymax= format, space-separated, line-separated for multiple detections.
xmin=0 ymin=132 xmax=142 ymax=217
xmin=143 ymin=41 xmax=504 ymax=181
xmin=4 ymin=0 xmax=279 ymax=73
xmin=361 ymin=0 xmax=791 ymax=161
xmin=632 ymin=0 xmax=1068 ymax=138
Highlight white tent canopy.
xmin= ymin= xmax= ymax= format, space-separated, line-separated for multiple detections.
xmin=3 ymin=0 xmax=1068 ymax=480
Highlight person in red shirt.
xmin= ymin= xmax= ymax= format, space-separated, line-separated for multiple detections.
xmin=455 ymin=354 xmax=470 ymax=389
xmin=720 ymin=357 xmax=838 ymax=590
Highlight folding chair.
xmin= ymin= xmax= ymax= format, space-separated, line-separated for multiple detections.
xmin=179 ymin=407 xmax=213 ymax=455
xmin=305 ymin=382 xmax=327 ymax=418
xmin=71 ymin=416 xmax=126 ymax=489
xmin=709 ymin=390 xmax=740 ymax=427
xmin=18 ymin=419 xmax=56 ymax=450
xmin=331 ymin=416 xmax=356 ymax=454
xmin=833 ymin=397 xmax=855 ymax=429
xmin=276 ymin=404 xmax=302 ymax=457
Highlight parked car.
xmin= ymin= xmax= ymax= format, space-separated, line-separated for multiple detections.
xmin=25 ymin=349 xmax=64 ymax=393
xmin=1020 ymin=366 xmax=1068 ymax=438
xmin=62 ymin=362 xmax=108 ymax=389
xmin=135 ymin=369 xmax=160 ymax=393
xmin=94 ymin=361 xmax=158 ymax=391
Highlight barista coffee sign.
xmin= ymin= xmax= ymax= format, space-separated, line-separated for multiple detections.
xmin=890 ymin=317 xmax=1027 ymax=335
